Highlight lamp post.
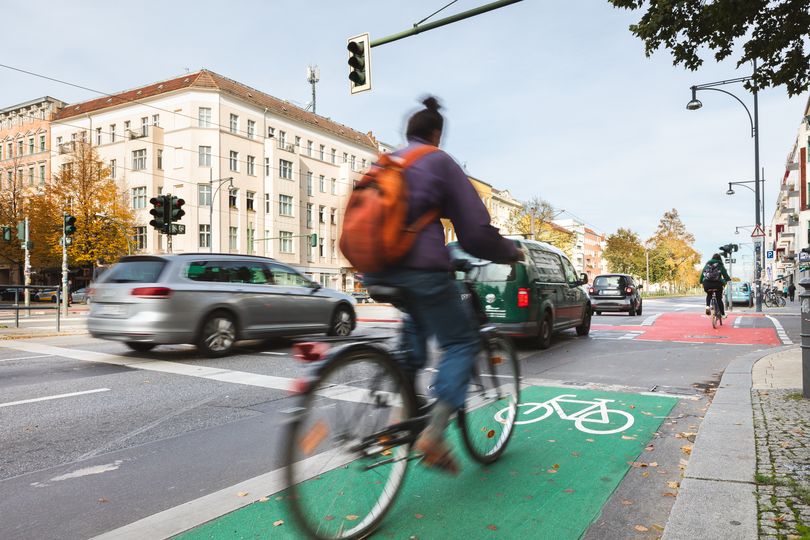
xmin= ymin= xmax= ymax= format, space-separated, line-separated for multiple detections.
xmin=726 ymin=179 xmax=766 ymax=280
xmin=208 ymin=176 xmax=234 ymax=253
xmin=687 ymin=60 xmax=762 ymax=311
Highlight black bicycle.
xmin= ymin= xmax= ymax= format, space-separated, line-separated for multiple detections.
xmin=708 ymin=288 xmax=723 ymax=329
xmin=283 ymin=261 xmax=520 ymax=540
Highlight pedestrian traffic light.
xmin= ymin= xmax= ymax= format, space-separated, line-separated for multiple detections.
xmin=17 ymin=220 xmax=25 ymax=241
xmin=1 ymin=226 xmax=10 ymax=242
xmin=310 ymin=233 xmax=318 ymax=247
xmin=64 ymin=214 xmax=77 ymax=236
xmin=347 ymin=33 xmax=372 ymax=94
xmin=149 ymin=195 xmax=166 ymax=232
xmin=169 ymin=196 xmax=185 ymax=223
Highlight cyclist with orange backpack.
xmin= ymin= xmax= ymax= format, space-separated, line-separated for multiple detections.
xmin=347 ymin=97 xmax=521 ymax=474
xmin=700 ymin=253 xmax=731 ymax=318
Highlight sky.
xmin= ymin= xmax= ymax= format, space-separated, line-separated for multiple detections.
xmin=2 ymin=0 xmax=805 ymax=280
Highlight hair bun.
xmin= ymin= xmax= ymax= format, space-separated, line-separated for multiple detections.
xmin=422 ymin=96 xmax=441 ymax=112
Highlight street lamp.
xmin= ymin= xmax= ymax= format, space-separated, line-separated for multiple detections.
xmin=208 ymin=176 xmax=234 ymax=253
xmin=688 ymin=60 xmax=762 ymax=311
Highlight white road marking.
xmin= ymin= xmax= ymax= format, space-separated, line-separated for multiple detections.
xmin=259 ymin=351 xmax=287 ymax=356
xmin=0 ymin=354 xmax=51 ymax=362
xmin=32 ymin=460 xmax=125 ymax=487
xmin=0 ymin=388 xmax=110 ymax=408
xmin=765 ymin=315 xmax=793 ymax=345
xmin=641 ymin=313 xmax=662 ymax=326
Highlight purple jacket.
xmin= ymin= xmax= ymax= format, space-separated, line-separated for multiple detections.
xmin=393 ymin=137 xmax=518 ymax=271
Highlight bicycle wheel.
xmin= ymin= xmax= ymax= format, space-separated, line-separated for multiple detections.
xmin=458 ymin=333 xmax=520 ymax=464
xmin=284 ymin=345 xmax=417 ymax=540
xmin=710 ymin=297 xmax=718 ymax=329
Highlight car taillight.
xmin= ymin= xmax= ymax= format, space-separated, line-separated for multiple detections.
xmin=131 ymin=287 xmax=172 ymax=298
xmin=517 ymin=288 xmax=529 ymax=308
xmin=625 ymin=287 xmax=633 ymax=294
xmin=293 ymin=342 xmax=330 ymax=362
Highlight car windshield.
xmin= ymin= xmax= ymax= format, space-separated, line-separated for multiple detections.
xmin=101 ymin=259 xmax=167 ymax=283
xmin=594 ymin=276 xmax=623 ymax=287
xmin=447 ymin=244 xmax=515 ymax=282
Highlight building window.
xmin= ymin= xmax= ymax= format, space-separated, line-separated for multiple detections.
xmin=319 ymin=205 xmax=325 ymax=223
xmin=18 ymin=140 xmax=23 ymax=155
xmin=331 ymin=239 xmax=337 ymax=259
xmin=319 ymin=144 xmax=325 ymax=160
xmin=152 ymin=114 xmax=160 ymax=127
xmin=307 ymin=140 xmax=313 ymax=156
xmin=229 ymin=113 xmax=239 ymax=134
xmin=95 ymin=128 xmax=102 ymax=145
xmin=279 ymin=194 xmax=294 ymax=216
xmin=247 ymin=227 xmax=255 ymax=254
xmin=265 ymin=157 xmax=270 ymax=176
xmin=331 ymin=178 xmax=336 ymax=195
xmin=110 ymin=124 xmax=116 ymax=142
xmin=229 ymin=188 xmax=238 ymax=208
xmin=229 ymin=227 xmax=238 ymax=250
xmin=265 ymin=229 xmax=272 ymax=251
xmin=362 ymin=158 xmax=367 ymax=169
xmin=198 ymin=184 xmax=211 ymax=206
xmin=110 ymin=159 xmax=117 ymax=179
xmin=246 ymin=191 xmax=255 ymax=211
xmin=279 ymin=159 xmax=293 ymax=179
xmin=330 ymin=148 xmax=336 ymax=164
xmin=279 ymin=131 xmax=287 ymax=147
xmin=132 ymin=149 xmax=147 ymax=170
xmin=343 ymin=152 xmax=348 ymax=164
xmin=307 ymin=172 xmax=313 ymax=196
xmin=330 ymin=207 xmax=337 ymax=225
xmin=157 ymin=149 xmax=163 ymax=170
xmin=267 ymin=126 xmax=275 ymax=138
xmin=141 ymin=117 xmax=149 ymax=136
xmin=247 ymin=155 xmax=255 ymax=176
xmin=39 ymin=134 xmax=46 ymax=152
xmin=28 ymin=137 xmax=34 ymax=154
xmin=295 ymin=136 xmax=301 ymax=151
xmin=279 ymin=231 xmax=294 ymax=253
xmin=39 ymin=164 xmax=45 ymax=184
xmin=319 ymin=238 xmax=325 ymax=258
xmin=132 ymin=186 xmax=147 ymax=209
xmin=307 ymin=203 xmax=313 ymax=228
xmin=265 ymin=193 xmax=271 ymax=213
xmin=229 ymin=150 xmax=239 ymax=171
xmin=28 ymin=167 xmax=34 ymax=186
xmin=199 ymin=224 xmax=210 ymax=248
xmin=198 ymin=107 xmax=212 ymax=128
xmin=199 ymin=145 xmax=211 ymax=167
xmin=319 ymin=175 xmax=325 ymax=192
xmin=134 ymin=226 xmax=147 ymax=251
xmin=247 ymin=119 xmax=255 ymax=139
xmin=351 ymin=155 xmax=356 ymax=170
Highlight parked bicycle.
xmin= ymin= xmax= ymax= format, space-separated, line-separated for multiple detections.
xmin=282 ymin=260 xmax=520 ymax=540
xmin=763 ymin=287 xmax=786 ymax=308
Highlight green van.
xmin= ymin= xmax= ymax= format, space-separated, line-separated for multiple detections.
xmin=449 ymin=239 xmax=592 ymax=349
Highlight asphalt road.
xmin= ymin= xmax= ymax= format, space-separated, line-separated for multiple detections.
xmin=0 ymin=296 xmax=798 ymax=539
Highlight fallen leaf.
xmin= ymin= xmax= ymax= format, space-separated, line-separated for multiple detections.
xmin=681 ymin=445 xmax=692 ymax=455
xmin=652 ymin=524 xmax=665 ymax=531
xmin=628 ymin=461 xmax=643 ymax=468
xmin=634 ymin=525 xmax=649 ymax=532
xmin=259 ymin=497 xmax=269 ymax=502
xmin=679 ymin=459 xmax=689 ymax=467
xmin=237 ymin=491 xmax=249 ymax=497
xmin=324 ymin=515 xmax=335 ymax=521
xmin=662 ymin=492 xmax=676 ymax=497
xmin=621 ymin=435 xmax=636 ymax=440
xmin=629 ymin=405 xmax=636 ymax=409
xmin=98 ymin=497 xmax=109 ymax=503
xmin=547 ymin=469 xmax=558 ymax=474
xmin=644 ymin=444 xmax=655 ymax=452
xmin=667 ymin=481 xmax=680 ymax=489
xmin=586 ymin=438 xmax=595 ymax=443
xmin=415 ymin=513 xmax=424 ymax=519
xmin=621 ymin=499 xmax=634 ymax=506
xmin=273 ymin=520 xmax=284 ymax=527
xmin=642 ymin=471 xmax=650 ymax=478
xmin=564 ymin=489 xmax=575 ymax=493
xmin=346 ymin=515 xmax=359 ymax=521
xmin=553 ymin=463 xmax=560 ymax=469
xmin=649 ymin=462 xmax=658 ymax=467
xmin=487 ymin=524 xmax=498 ymax=531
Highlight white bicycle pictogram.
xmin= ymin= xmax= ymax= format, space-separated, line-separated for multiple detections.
xmin=494 ymin=393 xmax=635 ymax=435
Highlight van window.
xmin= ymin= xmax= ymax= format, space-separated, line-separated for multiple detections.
xmin=447 ymin=243 xmax=515 ymax=281
xmin=529 ymin=249 xmax=565 ymax=283
xmin=101 ymin=259 xmax=166 ymax=283
xmin=560 ymin=257 xmax=578 ymax=283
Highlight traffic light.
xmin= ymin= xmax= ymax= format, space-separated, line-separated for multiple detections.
xmin=719 ymin=243 xmax=739 ymax=256
xmin=1 ymin=226 xmax=10 ymax=242
xmin=169 ymin=196 xmax=185 ymax=224
xmin=347 ymin=33 xmax=371 ymax=94
xmin=17 ymin=221 xmax=25 ymax=241
xmin=149 ymin=195 xmax=167 ymax=232
xmin=64 ymin=214 xmax=77 ymax=236
xmin=310 ymin=233 xmax=318 ymax=247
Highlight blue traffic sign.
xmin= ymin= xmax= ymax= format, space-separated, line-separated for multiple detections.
xmin=766 ymin=250 xmax=775 ymax=260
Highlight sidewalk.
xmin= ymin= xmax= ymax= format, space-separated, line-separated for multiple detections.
xmin=0 ymin=307 xmax=88 ymax=340
xmin=664 ymin=344 xmax=809 ymax=539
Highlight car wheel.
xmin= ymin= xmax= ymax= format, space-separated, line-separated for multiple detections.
xmin=537 ymin=311 xmax=553 ymax=350
xmin=576 ymin=307 xmax=592 ymax=336
xmin=636 ymin=302 xmax=642 ymax=316
xmin=328 ymin=306 xmax=354 ymax=337
xmin=126 ymin=342 xmax=156 ymax=352
xmin=198 ymin=311 xmax=237 ymax=357
xmin=628 ymin=302 xmax=636 ymax=316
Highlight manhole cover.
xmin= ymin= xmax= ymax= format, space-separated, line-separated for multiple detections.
xmin=686 ymin=335 xmax=727 ymax=339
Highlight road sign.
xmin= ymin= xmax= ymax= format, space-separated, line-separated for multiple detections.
xmin=800 ymin=251 xmax=810 ymax=262
xmin=168 ymin=224 xmax=186 ymax=235
xmin=767 ymin=250 xmax=775 ymax=260
xmin=751 ymin=225 xmax=766 ymax=238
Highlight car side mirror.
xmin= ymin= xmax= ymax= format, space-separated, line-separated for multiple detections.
xmin=579 ymin=273 xmax=589 ymax=285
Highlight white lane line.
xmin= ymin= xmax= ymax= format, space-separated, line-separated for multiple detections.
xmin=0 ymin=354 xmax=51 ymax=362
xmin=0 ymin=388 xmax=109 ymax=408
xmin=765 ymin=315 xmax=793 ymax=345
xmin=259 ymin=351 xmax=287 ymax=356
xmin=641 ymin=313 xmax=662 ymax=326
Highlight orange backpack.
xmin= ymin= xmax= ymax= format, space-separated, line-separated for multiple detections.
xmin=340 ymin=145 xmax=439 ymax=272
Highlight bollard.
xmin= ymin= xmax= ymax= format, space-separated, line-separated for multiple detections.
xmin=800 ymin=278 xmax=810 ymax=398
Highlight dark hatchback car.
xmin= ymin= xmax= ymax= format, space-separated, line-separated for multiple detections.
xmin=590 ymin=274 xmax=643 ymax=316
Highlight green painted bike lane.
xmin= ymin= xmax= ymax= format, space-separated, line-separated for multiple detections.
xmin=176 ymin=386 xmax=676 ymax=539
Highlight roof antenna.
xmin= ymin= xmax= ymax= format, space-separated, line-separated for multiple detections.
xmin=305 ymin=65 xmax=320 ymax=114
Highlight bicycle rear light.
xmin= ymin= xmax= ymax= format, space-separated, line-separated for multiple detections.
xmin=517 ymin=288 xmax=529 ymax=308
xmin=293 ymin=342 xmax=330 ymax=362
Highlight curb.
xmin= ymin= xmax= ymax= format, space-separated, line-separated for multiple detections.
xmin=662 ymin=345 xmax=796 ymax=539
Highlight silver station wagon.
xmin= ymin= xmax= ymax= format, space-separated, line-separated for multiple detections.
xmin=88 ymin=254 xmax=356 ymax=356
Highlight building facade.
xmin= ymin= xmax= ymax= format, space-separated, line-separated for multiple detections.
xmin=0 ymin=96 xmax=66 ymax=284
xmin=553 ymin=218 xmax=607 ymax=281
xmin=50 ymin=70 xmax=378 ymax=291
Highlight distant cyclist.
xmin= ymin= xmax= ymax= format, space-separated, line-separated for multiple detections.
xmin=700 ymin=253 xmax=731 ymax=317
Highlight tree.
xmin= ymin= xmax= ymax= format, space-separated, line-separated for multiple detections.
xmin=609 ymin=0 xmax=810 ymax=95
xmin=507 ymin=197 xmax=575 ymax=257
xmin=28 ymin=142 xmax=134 ymax=270
xmin=604 ymin=228 xmax=645 ymax=277
xmin=647 ymin=209 xmax=701 ymax=291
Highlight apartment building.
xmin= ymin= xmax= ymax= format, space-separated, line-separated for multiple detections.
xmin=490 ymin=187 xmax=522 ymax=234
xmin=553 ymin=218 xmax=607 ymax=281
xmin=765 ymin=96 xmax=810 ymax=286
xmin=0 ymin=96 xmax=66 ymax=283
xmin=51 ymin=70 xmax=377 ymax=291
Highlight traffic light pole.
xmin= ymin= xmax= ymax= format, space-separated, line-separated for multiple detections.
xmin=23 ymin=218 xmax=30 ymax=307
xmin=61 ymin=212 xmax=69 ymax=317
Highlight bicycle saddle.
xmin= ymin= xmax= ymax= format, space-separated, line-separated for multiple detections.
xmin=366 ymin=285 xmax=405 ymax=304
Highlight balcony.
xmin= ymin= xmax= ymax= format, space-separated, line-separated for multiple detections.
xmin=58 ymin=141 xmax=76 ymax=154
xmin=277 ymin=141 xmax=296 ymax=153
xmin=127 ymin=127 xmax=149 ymax=140
xmin=781 ymin=232 xmax=796 ymax=238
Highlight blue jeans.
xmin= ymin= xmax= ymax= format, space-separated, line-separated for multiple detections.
xmin=364 ymin=269 xmax=480 ymax=410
